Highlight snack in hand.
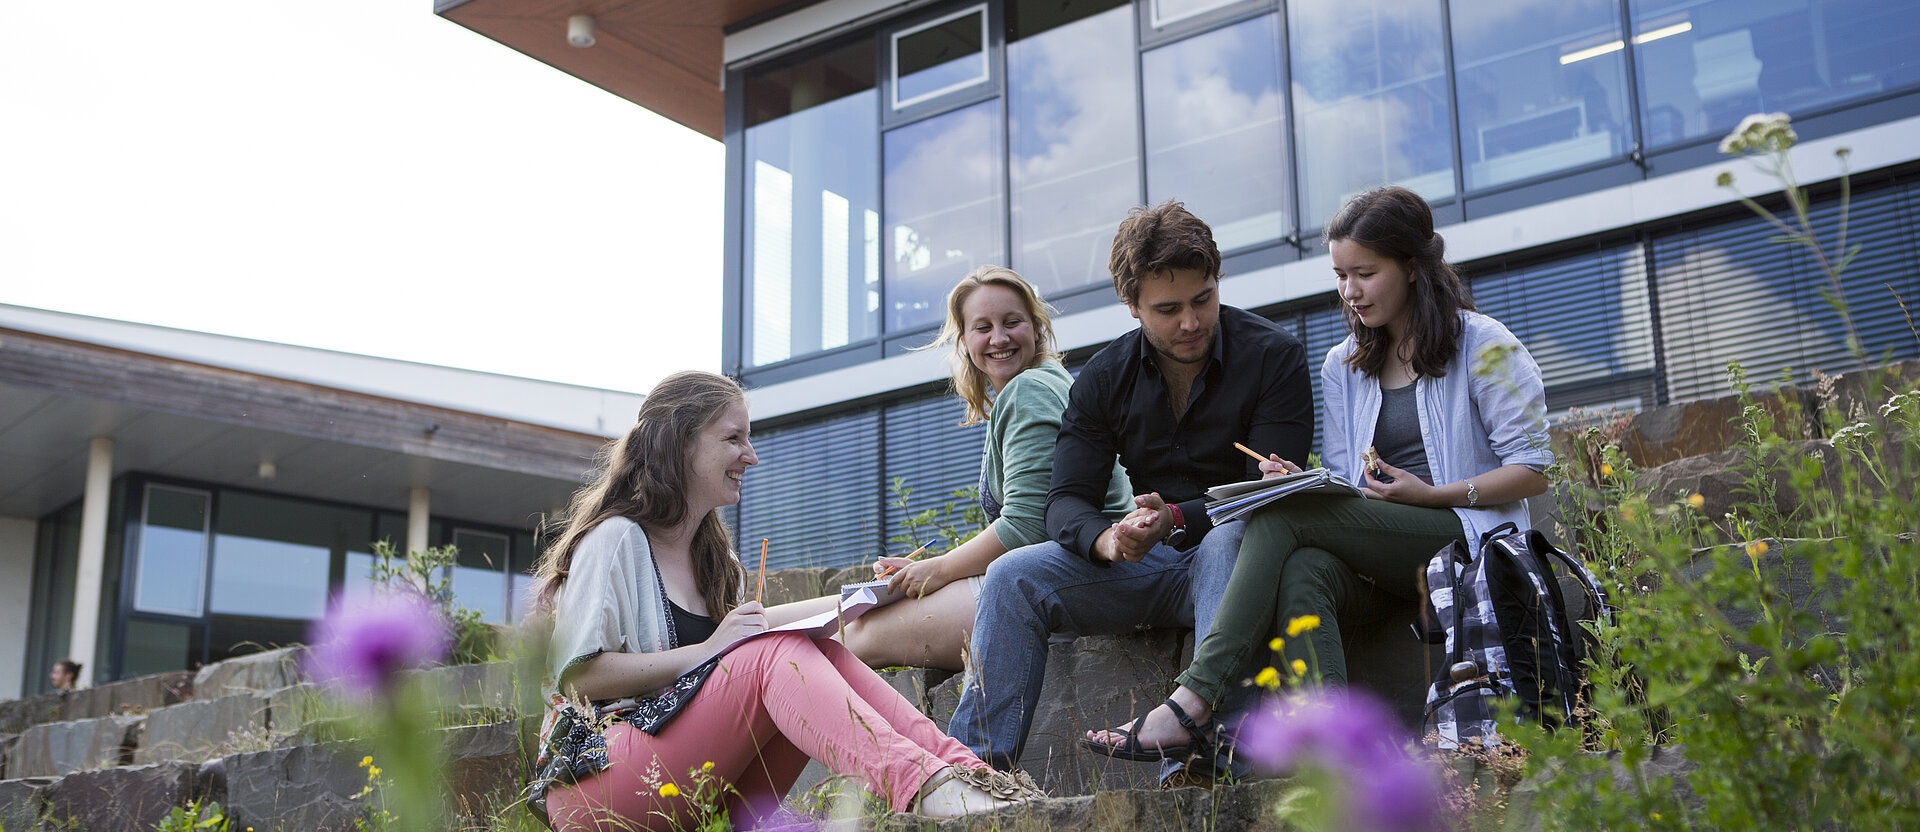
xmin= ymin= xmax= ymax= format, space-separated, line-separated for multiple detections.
xmin=1362 ymin=446 xmax=1383 ymax=477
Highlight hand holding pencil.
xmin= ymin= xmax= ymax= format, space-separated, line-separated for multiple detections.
xmin=1235 ymin=441 xmax=1301 ymax=480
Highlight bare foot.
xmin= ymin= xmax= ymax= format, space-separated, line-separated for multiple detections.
xmin=1084 ymin=687 xmax=1212 ymax=750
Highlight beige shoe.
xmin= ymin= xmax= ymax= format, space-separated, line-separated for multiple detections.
xmin=912 ymin=765 xmax=1030 ymax=818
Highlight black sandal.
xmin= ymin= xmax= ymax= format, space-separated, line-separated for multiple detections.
xmin=1078 ymin=698 xmax=1216 ymax=762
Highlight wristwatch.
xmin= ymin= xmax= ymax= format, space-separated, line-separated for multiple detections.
xmin=1165 ymin=502 xmax=1188 ymax=547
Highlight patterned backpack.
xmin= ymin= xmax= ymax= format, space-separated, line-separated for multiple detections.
xmin=1419 ymin=523 xmax=1612 ymax=747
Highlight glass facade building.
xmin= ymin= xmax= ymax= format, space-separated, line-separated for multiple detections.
xmin=25 ymin=474 xmax=539 ymax=689
xmin=717 ymin=0 xmax=1920 ymax=570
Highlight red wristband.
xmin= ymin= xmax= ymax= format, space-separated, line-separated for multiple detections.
xmin=1166 ymin=502 xmax=1185 ymax=531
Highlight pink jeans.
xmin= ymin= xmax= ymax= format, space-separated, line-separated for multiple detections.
xmin=548 ymin=632 xmax=983 ymax=830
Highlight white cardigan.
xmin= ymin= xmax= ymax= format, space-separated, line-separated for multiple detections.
xmin=1320 ymin=311 xmax=1553 ymax=557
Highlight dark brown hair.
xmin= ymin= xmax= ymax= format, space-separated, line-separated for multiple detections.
xmin=1323 ymin=186 xmax=1476 ymax=379
xmin=531 ymin=371 xmax=747 ymax=620
xmin=1107 ymin=200 xmax=1221 ymax=306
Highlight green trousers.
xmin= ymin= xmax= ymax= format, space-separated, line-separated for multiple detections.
xmin=1175 ymin=494 xmax=1465 ymax=703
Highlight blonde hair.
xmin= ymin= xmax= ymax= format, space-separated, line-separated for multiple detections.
xmin=531 ymin=371 xmax=747 ymax=619
xmin=923 ymin=265 xmax=1062 ymax=426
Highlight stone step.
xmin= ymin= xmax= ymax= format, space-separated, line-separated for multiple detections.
xmin=6 ymin=715 xmax=143 ymax=779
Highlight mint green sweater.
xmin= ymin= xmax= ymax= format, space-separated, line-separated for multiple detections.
xmin=984 ymin=359 xmax=1131 ymax=548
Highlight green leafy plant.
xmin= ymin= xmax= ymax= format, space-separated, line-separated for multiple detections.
xmin=156 ymin=800 xmax=232 ymax=832
xmin=1509 ymin=112 xmax=1920 ymax=830
xmin=365 ymin=541 xmax=496 ymax=665
xmin=649 ymin=761 xmax=744 ymax=832
xmin=885 ymin=477 xmax=987 ymax=558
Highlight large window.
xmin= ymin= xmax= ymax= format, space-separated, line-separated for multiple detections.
xmin=1452 ymin=0 xmax=1633 ymax=190
xmin=133 ymin=485 xmax=210 ymax=617
xmin=884 ymin=99 xmax=1006 ymax=332
xmin=1290 ymin=0 xmax=1455 ymax=228
xmin=1007 ymin=0 xmax=1140 ymax=298
xmin=1631 ymin=0 xmax=1920 ymax=148
xmin=1144 ymin=12 xmax=1289 ymax=252
xmin=744 ymin=41 xmax=882 ymax=367
xmin=211 ymin=492 xmax=368 ymax=621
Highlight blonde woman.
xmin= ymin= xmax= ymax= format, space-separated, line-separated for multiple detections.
xmin=839 ymin=266 xmax=1130 ymax=672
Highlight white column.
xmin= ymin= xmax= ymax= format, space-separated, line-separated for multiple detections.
xmin=67 ymin=436 xmax=113 ymax=689
xmin=407 ymin=487 xmax=430 ymax=555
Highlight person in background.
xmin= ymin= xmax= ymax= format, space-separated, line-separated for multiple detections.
xmin=50 ymin=659 xmax=81 ymax=692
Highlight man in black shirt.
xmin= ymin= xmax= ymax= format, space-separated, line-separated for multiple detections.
xmin=948 ymin=201 xmax=1314 ymax=770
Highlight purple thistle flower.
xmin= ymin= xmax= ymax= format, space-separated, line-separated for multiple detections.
xmin=1236 ymin=689 xmax=1441 ymax=831
xmin=306 ymin=590 xmax=452 ymax=699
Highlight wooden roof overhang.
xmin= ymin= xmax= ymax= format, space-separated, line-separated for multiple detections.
xmin=434 ymin=0 xmax=807 ymax=140
xmin=0 ymin=327 xmax=607 ymax=523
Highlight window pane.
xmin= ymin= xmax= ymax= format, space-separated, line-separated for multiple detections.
xmin=745 ymin=42 xmax=881 ymax=367
xmin=894 ymin=7 xmax=989 ymax=107
xmin=1631 ymin=0 xmax=1920 ymax=148
xmin=1150 ymin=0 xmax=1249 ymax=29
xmin=1008 ymin=1 xmax=1139 ymax=297
xmin=1290 ymin=0 xmax=1454 ymax=228
xmin=135 ymin=486 xmax=209 ymax=617
xmin=1453 ymin=0 xmax=1632 ymax=189
xmin=210 ymin=536 xmax=330 ymax=620
xmin=121 ymin=619 xmax=195 ymax=679
xmin=211 ymin=492 xmax=371 ymax=621
xmin=451 ymin=529 xmax=509 ymax=624
xmin=884 ymin=99 xmax=1005 ymax=332
xmin=1145 ymin=13 xmax=1288 ymax=252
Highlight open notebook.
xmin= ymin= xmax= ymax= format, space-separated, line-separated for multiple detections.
xmin=1203 ymin=467 xmax=1363 ymax=524
xmin=715 ymin=578 xmax=906 ymax=657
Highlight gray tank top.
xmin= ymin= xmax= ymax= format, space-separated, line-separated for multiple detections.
xmin=1373 ymin=382 xmax=1432 ymax=482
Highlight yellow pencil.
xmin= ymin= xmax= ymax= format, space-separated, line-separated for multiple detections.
xmin=756 ymin=538 xmax=768 ymax=604
xmin=1233 ymin=442 xmax=1269 ymax=463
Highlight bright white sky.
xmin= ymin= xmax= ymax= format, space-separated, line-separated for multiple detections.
xmin=0 ymin=1 xmax=723 ymax=394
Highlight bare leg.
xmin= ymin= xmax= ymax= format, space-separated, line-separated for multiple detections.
xmin=840 ymin=580 xmax=978 ymax=672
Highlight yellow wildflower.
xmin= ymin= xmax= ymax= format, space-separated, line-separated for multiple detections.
xmin=367 ymin=765 xmax=382 ymax=779
xmin=1600 ymin=463 xmax=1614 ymax=477
xmin=1746 ymin=540 xmax=1769 ymax=559
xmin=359 ymin=756 xmax=373 ymax=768
xmin=1286 ymin=615 xmax=1321 ymax=637
xmin=1254 ymin=666 xmax=1280 ymax=689
xmin=1268 ymin=637 xmax=1285 ymax=652
xmin=1687 ymin=493 xmax=1704 ymax=509
xmin=659 ymin=783 xmax=680 ymax=798
xmin=1291 ymin=659 xmax=1308 ymax=676
xmin=702 ymin=761 xmax=715 ymax=771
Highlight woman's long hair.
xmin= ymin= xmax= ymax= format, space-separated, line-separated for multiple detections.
xmin=1324 ymin=186 xmax=1477 ymax=380
xmin=531 ymin=371 xmax=747 ymax=620
xmin=922 ymin=265 xmax=1062 ymax=426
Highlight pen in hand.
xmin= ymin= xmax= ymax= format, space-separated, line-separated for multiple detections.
xmin=877 ymin=537 xmax=942 ymax=577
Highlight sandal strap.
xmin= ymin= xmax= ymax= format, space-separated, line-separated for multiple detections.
xmin=913 ymin=765 xmax=961 ymax=813
xmin=1162 ymin=699 xmax=1215 ymax=752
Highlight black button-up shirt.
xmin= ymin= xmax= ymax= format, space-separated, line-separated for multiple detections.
xmin=1046 ymin=305 xmax=1314 ymax=560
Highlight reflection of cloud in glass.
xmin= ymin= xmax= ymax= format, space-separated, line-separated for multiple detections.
xmin=1289 ymin=0 xmax=1453 ymax=226
xmin=1448 ymin=0 xmax=1618 ymax=54
xmin=885 ymin=101 xmax=1002 ymax=331
xmin=1145 ymin=13 xmax=1287 ymax=251
xmin=1008 ymin=7 xmax=1139 ymax=295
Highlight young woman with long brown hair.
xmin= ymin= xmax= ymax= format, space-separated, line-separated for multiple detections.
xmin=529 ymin=371 xmax=1039 ymax=829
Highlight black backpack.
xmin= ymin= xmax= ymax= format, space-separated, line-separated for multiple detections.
xmin=1419 ymin=523 xmax=1612 ymax=747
